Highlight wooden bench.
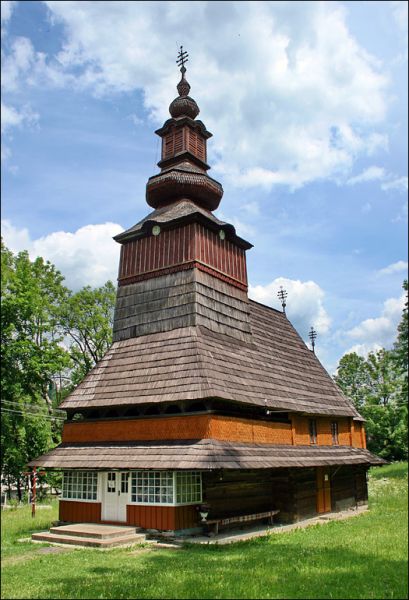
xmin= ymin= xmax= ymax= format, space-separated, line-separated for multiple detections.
xmin=205 ymin=510 xmax=280 ymax=535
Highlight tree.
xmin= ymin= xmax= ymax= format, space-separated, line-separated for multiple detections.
xmin=59 ymin=281 xmax=116 ymax=386
xmin=1 ymin=241 xmax=70 ymax=498
xmin=334 ymin=353 xmax=368 ymax=411
xmin=1 ymin=243 xmax=71 ymax=413
xmin=392 ymin=280 xmax=408 ymax=406
xmin=335 ymin=280 xmax=408 ymax=461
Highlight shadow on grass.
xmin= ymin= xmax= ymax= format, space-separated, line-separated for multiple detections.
xmin=35 ymin=542 xmax=408 ymax=600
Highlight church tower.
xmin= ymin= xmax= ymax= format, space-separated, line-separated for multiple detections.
xmin=112 ymin=50 xmax=252 ymax=345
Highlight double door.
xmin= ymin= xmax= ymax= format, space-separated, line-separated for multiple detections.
xmin=102 ymin=471 xmax=129 ymax=522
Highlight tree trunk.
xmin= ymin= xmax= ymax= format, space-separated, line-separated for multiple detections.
xmin=16 ymin=477 xmax=22 ymax=502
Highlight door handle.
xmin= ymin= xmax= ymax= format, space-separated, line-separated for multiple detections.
xmin=118 ymin=490 xmax=120 ymax=496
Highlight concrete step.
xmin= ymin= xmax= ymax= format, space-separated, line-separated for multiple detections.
xmin=32 ymin=531 xmax=146 ymax=548
xmin=49 ymin=523 xmax=141 ymax=539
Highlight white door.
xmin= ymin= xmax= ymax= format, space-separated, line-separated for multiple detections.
xmin=102 ymin=472 xmax=129 ymax=522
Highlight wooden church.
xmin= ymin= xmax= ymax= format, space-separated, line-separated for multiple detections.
xmin=30 ymin=51 xmax=384 ymax=535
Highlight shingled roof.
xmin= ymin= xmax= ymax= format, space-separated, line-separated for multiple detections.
xmin=28 ymin=439 xmax=385 ymax=469
xmin=60 ymin=299 xmax=362 ymax=419
xmin=114 ymin=198 xmax=251 ymax=248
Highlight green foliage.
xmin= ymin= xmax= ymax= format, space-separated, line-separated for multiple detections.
xmin=392 ymin=279 xmax=408 ymax=404
xmin=0 ymin=241 xmax=115 ymax=495
xmin=335 ymin=282 xmax=408 ymax=461
xmin=1 ymin=241 xmax=70 ymax=497
xmin=59 ymin=281 xmax=116 ymax=386
xmin=334 ymin=353 xmax=368 ymax=410
xmin=1 ymin=465 xmax=407 ymax=599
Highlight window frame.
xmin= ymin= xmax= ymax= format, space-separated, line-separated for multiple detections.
xmin=309 ymin=419 xmax=318 ymax=445
xmin=331 ymin=421 xmax=339 ymax=445
xmin=61 ymin=471 xmax=99 ymax=503
xmin=129 ymin=471 xmax=202 ymax=506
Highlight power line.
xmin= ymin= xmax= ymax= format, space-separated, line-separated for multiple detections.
xmin=1 ymin=408 xmax=66 ymax=422
xmin=1 ymin=400 xmax=65 ymax=418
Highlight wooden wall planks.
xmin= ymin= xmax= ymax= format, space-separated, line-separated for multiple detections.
xmin=59 ymin=500 xmax=101 ymax=523
xmin=118 ymin=223 xmax=247 ymax=289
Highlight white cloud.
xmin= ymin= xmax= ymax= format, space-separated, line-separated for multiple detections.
xmin=1 ymin=102 xmax=39 ymax=133
xmin=391 ymin=0 xmax=408 ymax=61
xmin=377 ymin=260 xmax=408 ymax=276
xmin=381 ymin=176 xmax=408 ymax=192
xmin=347 ymin=166 xmax=385 ymax=185
xmin=249 ymin=277 xmax=331 ymax=338
xmin=18 ymin=0 xmax=388 ymax=190
xmin=1 ymin=220 xmax=123 ymax=290
xmin=345 ymin=292 xmax=405 ymax=356
xmin=216 ymin=212 xmax=256 ymax=239
xmin=346 ymin=166 xmax=408 ymax=193
xmin=1 ymin=1 xmax=16 ymax=24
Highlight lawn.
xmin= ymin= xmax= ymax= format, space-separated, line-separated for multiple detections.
xmin=1 ymin=462 xmax=408 ymax=600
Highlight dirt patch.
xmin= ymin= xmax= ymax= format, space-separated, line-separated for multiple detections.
xmin=36 ymin=546 xmax=72 ymax=555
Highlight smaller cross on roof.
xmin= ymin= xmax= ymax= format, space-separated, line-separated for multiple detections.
xmin=277 ymin=286 xmax=288 ymax=314
xmin=309 ymin=326 xmax=317 ymax=353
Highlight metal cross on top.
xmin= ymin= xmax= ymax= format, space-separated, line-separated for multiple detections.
xmin=176 ymin=45 xmax=189 ymax=71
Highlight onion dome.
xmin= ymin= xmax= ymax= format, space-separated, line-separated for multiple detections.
xmin=169 ymin=67 xmax=200 ymax=119
xmin=146 ymin=47 xmax=223 ymax=212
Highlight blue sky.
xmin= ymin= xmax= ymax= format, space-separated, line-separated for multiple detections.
xmin=1 ymin=0 xmax=408 ymax=374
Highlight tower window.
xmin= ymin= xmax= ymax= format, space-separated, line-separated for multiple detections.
xmin=331 ymin=421 xmax=339 ymax=445
xmin=309 ymin=419 xmax=317 ymax=444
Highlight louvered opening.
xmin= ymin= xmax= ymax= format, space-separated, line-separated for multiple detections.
xmin=196 ymin=136 xmax=206 ymax=161
xmin=188 ymin=130 xmax=197 ymax=154
xmin=164 ymin=133 xmax=173 ymax=158
xmin=174 ymin=130 xmax=183 ymax=153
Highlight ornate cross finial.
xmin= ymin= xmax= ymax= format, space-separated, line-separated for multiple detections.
xmin=176 ymin=45 xmax=189 ymax=72
xmin=277 ymin=286 xmax=288 ymax=315
xmin=309 ymin=326 xmax=317 ymax=353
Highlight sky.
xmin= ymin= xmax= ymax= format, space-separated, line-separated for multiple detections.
xmin=1 ymin=0 xmax=408 ymax=374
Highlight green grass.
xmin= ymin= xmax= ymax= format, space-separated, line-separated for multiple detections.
xmin=1 ymin=463 xmax=408 ymax=599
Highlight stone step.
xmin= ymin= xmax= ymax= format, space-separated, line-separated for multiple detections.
xmin=49 ymin=523 xmax=140 ymax=539
xmin=32 ymin=531 xmax=146 ymax=548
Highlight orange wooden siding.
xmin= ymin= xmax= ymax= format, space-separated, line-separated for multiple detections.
xmin=208 ymin=415 xmax=292 ymax=444
xmin=59 ymin=500 xmax=101 ymax=523
xmin=352 ymin=421 xmax=366 ymax=448
xmin=292 ymin=416 xmax=365 ymax=448
xmin=63 ymin=414 xmax=366 ymax=448
xmin=63 ymin=414 xmax=292 ymax=445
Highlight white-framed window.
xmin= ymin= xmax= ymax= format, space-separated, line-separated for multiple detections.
xmin=130 ymin=471 xmax=202 ymax=506
xmin=176 ymin=472 xmax=202 ymax=504
xmin=62 ymin=471 xmax=98 ymax=501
